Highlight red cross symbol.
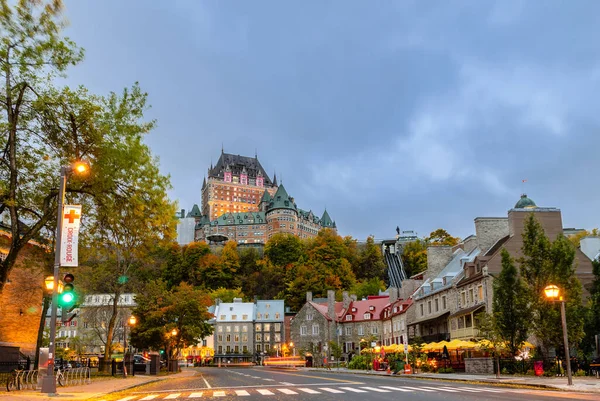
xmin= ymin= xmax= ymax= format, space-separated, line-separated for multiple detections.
xmin=64 ymin=209 xmax=80 ymax=224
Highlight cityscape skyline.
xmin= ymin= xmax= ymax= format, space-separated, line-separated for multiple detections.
xmin=60 ymin=0 xmax=600 ymax=240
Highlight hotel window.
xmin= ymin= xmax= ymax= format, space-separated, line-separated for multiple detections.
xmin=256 ymin=334 xmax=262 ymax=341
xmin=234 ymin=325 xmax=240 ymax=332
xmin=218 ymin=346 xmax=223 ymax=353
xmin=234 ymin=345 xmax=239 ymax=353
xmin=371 ymin=326 xmax=378 ymax=335
xmin=231 ymin=315 xmax=237 ymax=320
xmin=226 ymin=326 xmax=231 ymax=332
xmin=256 ymin=344 xmax=261 ymax=352
xmin=435 ymin=298 xmax=439 ymax=312
xmin=478 ymin=285 xmax=484 ymax=301
xmin=226 ymin=334 xmax=231 ymax=342
xmin=257 ymin=313 xmax=262 ymax=319
xmin=461 ymin=292 xmax=466 ymax=306
xmin=242 ymin=334 xmax=247 ymax=342
xmin=442 ymin=296 xmax=447 ymax=310
xmin=218 ymin=334 xmax=223 ymax=342
xmin=465 ymin=314 xmax=473 ymax=328
xmin=242 ymin=314 xmax=248 ymax=320
xmin=363 ymin=313 xmax=371 ymax=320
xmin=226 ymin=346 xmax=231 ymax=353
xmin=428 ymin=301 xmax=432 ymax=314
xmin=255 ymin=324 xmax=262 ymax=332
xmin=346 ymin=315 xmax=352 ymax=321
xmin=306 ymin=313 xmax=313 ymax=321
xmin=264 ymin=323 xmax=271 ymax=331
xmin=274 ymin=333 xmax=281 ymax=342
xmin=243 ymin=345 xmax=248 ymax=353
xmin=274 ymin=323 xmax=281 ymax=331
xmin=264 ymin=333 xmax=271 ymax=342
xmin=312 ymin=324 xmax=319 ymax=335
xmin=358 ymin=326 xmax=364 ymax=336
xmin=242 ymin=325 xmax=248 ymax=332
xmin=218 ymin=326 xmax=223 ymax=332
xmin=300 ymin=326 xmax=307 ymax=335
xmin=345 ymin=326 xmax=352 ymax=335
xmin=220 ymin=315 xmax=225 ymax=320
xmin=469 ymin=289 xmax=474 ymax=303
xmin=265 ymin=313 xmax=269 ymax=319
xmin=420 ymin=304 xmax=424 ymax=316
xmin=234 ymin=334 xmax=239 ymax=342
xmin=275 ymin=312 xmax=280 ymax=319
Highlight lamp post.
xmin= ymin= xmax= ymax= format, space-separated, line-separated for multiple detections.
xmin=544 ymin=284 xmax=573 ymax=386
xmin=41 ymin=162 xmax=87 ymax=395
xmin=289 ymin=342 xmax=295 ymax=356
xmin=169 ymin=328 xmax=178 ymax=372
xmin=123 ymin=315 xmax=137 ymax=377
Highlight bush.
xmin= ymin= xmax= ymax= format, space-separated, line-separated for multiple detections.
xmin=420 ymin=364 xmax=431 ymax=373
xmin=348 ymin=355 xmax=368 ymax=370
xmin=438 ymin=367 xmax=454 ymax=373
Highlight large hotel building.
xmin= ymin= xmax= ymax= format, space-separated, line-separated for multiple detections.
xmin=180 ymin=150 xmax=336 ymax=245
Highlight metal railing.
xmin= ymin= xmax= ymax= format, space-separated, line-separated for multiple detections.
xmin=4 ymin=367 xmax=91 ymax=392
xmin=60 ymin=367 xmax=92 ymax=386
xmin=5 ymin=369 xmax=40 ymax=391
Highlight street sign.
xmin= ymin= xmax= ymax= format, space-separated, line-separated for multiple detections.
xmin=404 ymin=344 xmax=408 ymax=353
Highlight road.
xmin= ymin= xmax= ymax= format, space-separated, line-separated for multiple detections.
xmin=95 ymin=367 xmax=598 ymax=401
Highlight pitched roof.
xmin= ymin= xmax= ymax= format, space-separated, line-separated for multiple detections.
xmin=260 ymin=189 xmax=272 ymax=203
xmin=340 ymin=295 xmax=391 ymax=322
xmin=209 ymin=152 xmax=274 ymax=186
xmin=211 ymin=211 xmax=266 ymax=226
xmin=309 ymin=301 xmax=345 ymax=321
xmin=321 ymin=209 xmax=334 ymax=228
xmin=269 ymin=184 xmax=296 ymax=211
xmin=187 ymin=204 xmax=202 ymax=218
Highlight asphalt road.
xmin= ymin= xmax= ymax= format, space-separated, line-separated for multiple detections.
xmin=97 ymin=367 xmax=598 ymax=401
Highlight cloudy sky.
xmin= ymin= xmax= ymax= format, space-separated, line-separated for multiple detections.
xmin=61 ymin=0 xmax=600 ymax=241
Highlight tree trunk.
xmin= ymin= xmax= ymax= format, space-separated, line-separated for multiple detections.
xmin=102 ymin=290 xmax=121 ymax=372
xmin=496 ymin=354 xmax=501 ymax=379
xmin=34 ymin=296 xmax=51 ymax=369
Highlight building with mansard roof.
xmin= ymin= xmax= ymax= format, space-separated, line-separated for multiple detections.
xmin=179 ymin=149 xmax=336 ymax=245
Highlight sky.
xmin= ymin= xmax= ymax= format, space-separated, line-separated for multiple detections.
xmin=60 ymin=0 xmax=600 ymax=241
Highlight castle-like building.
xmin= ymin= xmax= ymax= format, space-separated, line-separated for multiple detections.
xmin=181 ymin=150 xmax=336 ymax=245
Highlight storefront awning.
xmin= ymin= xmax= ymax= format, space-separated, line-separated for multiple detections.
xmin=408 ymin=311 xmax=450 ymax=326
xmin=449 ymin=304 xmax=485 ymax=319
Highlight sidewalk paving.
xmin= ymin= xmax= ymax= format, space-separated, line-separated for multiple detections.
xmin=0 ymin=368 xmax=197 ymax=401
xmin=305 ymin=367 xmax=600 ymax=393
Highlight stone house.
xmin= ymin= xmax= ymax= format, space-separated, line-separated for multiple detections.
xmin=382 ymin=296 xmax=413 ymax=346
xmin=254 ymin=299 xmax=285 ymax=355
xmin=212 ymin=299 xmax=255 ymax=361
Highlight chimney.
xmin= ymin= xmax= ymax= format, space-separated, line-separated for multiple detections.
xmin=215 ymin=298 xmax=221 ymax=306
xmin=389 ymin=287 xmax=399 ymax=303
xmin=461 ymin=235 xmax=478 ymax=254
xmin=233 ymin=298 xmax=243 ymax=303
xmin=181 ymin=209 xmax=185 ymax=218
xmin=327 ymin=290 xmax=335 ymax=320
xmin=306 ymin=291 xmax=313 ymax=302
xmin=425 ymin=245 xmax=453 ymax=281
xmin=350 ymin=294 xmax=357 ymax=302
xmin=474 ymin=217 xmax=509 ymax=254
xmin=342 ymin=291 xmax=351 ymax=309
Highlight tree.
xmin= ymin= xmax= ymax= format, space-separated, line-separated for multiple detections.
xmin=519 ymin=214 xmax=585 ymax=355
xmin=209 ymin=287 xmax=246 ymax=303
xmin=401 ymin=239 xmax=428 ymax=276
xmin=0 ymin=0 xmax=84 ymax=292
xmin=582 ymin=259 xmax=600 ymax=354
xmin=264 ymin=233 xmax=304 ymax=267
xmin=492 ymin=249 xmax=531 ymax=356
xmin=426 ymin=229 xmax=460 ymax=246
xmin=567 ymin=228 xmax=599 ymax=248
xmin=351 ymin=278 xmax=385 ymax=300
xmin=356 ymin=236 xmax=385 ymax=280
xmin=130 ymin=281 xmax=213 ymax=362
xmin=476 ymin=313 xmax=504 ymax=378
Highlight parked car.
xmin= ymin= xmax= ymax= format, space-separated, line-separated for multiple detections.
xmin=133 ymin=354 xmax=150 ymax=373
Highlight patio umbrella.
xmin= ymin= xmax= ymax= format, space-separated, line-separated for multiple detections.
xmin=447 ymin=339 xmax=477 ymax=349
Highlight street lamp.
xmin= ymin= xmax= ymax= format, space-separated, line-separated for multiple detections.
xmin=122 ymin=315 xmax=137 ymax=377
xmin=41 ymin=161 xmax=88 ymax=395
xmin=544 ymin=284 xmax=573 ymax=386
xmin=289 ymin=342 xmax=295 ymax=356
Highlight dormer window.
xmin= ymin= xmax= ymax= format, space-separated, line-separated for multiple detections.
xmin=363 ymin=313 xmax=371 ymax=320
xmin=369 ymin=306 xmax=375 ymax=311
xmin=257 ymin=313 xmax=262 ymax=319
xmin=346 ymin=315 xmax=352 ymax=321
xmin=442 ymin=277 xmax=447 ymax=285
xmin=351 ymin=308 xmax=357 ymax=312
xmin=393 ymin=307 xmax=398 ymax=313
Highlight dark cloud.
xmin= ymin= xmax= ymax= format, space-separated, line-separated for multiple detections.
xmin=62 ymin=0 xmax=600 ymax=240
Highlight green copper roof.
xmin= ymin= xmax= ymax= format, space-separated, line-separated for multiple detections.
xmin=187 ymin=204 xmax=202 ymax=217
xmin=515 ymin=194 xmax=537 ymax=209
xmin=211 ymin=211 xmax=266 ymax=226
xmin=320 ymin=209 xmax=333 ymax=227
xmin=260 ymin=189 xmax=271 ymax=203
xmin=269 ymin=184 xmax=296 ymax=211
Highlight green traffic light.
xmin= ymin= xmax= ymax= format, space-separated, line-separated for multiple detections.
xmin=61 ymin=292 xmax=74 ymax=303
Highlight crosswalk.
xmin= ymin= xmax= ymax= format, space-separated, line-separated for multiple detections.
xmin=116 ymin=385 xmax=510 ymax=400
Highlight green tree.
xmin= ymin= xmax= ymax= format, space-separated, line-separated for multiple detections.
xmin=401 ymin=239 xmax=428 ymax=276
xmin=519 ymin=214 xmax=585 ymax=355
xmin=209 ymin=287 xmax=246 ymax=303
xmin=493 ymin=249 xmax=531 ymax=356
xmin=476 ymin=313 xmax=504 ymax=378
xmin=0 ymin=0 xmax=84 ymax=292
xmin=130 ymin=281 xmax=213 ymax=361
xmin=351 ymin=277 xmax=386 ymax=300
xmin=236 ymin=247 xmax=261 ymax=292
xmin=264 ymin=233 xmax=304 ymax=267
xmin=567 ymin=228 xmax=599 ymax=248
xmin=582 ymin=259 xmax=600 ymax=354
xmin=356 ymin=236 xmax=385 ymax=280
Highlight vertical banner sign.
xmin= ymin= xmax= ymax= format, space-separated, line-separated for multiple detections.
xmin=60 ymin=205 xmax=82 ymax=266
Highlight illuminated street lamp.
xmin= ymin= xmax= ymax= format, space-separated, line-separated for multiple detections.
xmin=544 ymin=284 xmax=573 ymax=386
xmin=41 ymin=161 xmax=88 ymax=395
xmin=122 ymin=315 xmax=137 ymax=377
xmin=289 ymin=342 xmax=295 ymax=356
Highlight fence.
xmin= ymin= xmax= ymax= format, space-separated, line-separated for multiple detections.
xmin=496 ymin=357 xmax=591 ymax=376
xmin=3 ymin=366 xmax=91 ymax=392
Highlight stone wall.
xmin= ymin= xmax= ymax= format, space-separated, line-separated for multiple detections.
xmin=474 ymin=217 xmax=508 ymax=254
xmin=465 ymin=357 xmax=494 ymax=374
xmin=425 ymin=246 xmax=453 ymax=281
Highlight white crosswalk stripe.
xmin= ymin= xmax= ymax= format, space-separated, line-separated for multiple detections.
xmin=277 ymin=388 xmax=298 ymax=394
xmin=319 ymin=387 xmax=344 ymax=393
xmin=297 ymin=387 xmax=321 ymax=394
xmin=117 ymin=397 xmax=137 ymax=401
xmin=235 ymin=390 xmax=250 ymax=396
xmin=165 ymin=394 xmax=181 ymax=399
xmin=360 ymin=386 xmax=391 ymax=392
xmin=188 ymin=392 xmax=203 ymax=398
xmin=256 ymin=389 xmax=274 ymax=395
xmin=402 ymin=386 xmax=436 ymax=392
xmin=441 ymin=386 xmax=481 ymax=392
xmin=463 ymin=386 xmax=506 ymax=392
xmin=422 ymin=386 xmax=459 ymax=392
xmin=339 ymin=386 xmax=367 ymax=392
xmin=380 ymin=386 xmax=412 ymax=392
xmin=213 ymin=391 xmax=226 ymax=397
xmin=140 ymin=395 xmax=159 ymax=400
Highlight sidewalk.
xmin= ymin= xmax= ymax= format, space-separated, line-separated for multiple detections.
xmin=305 ymin=367 xmax=600 ymax=393
xmin=0 ymin=368 xmax=197 ymax=401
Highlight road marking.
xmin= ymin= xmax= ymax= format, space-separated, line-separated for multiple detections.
xmin=422 ymin=386 xmax=459 ymax=392
xmin=263 ymin=378 xmax=275 ymax=381
xmin=165 ymin=394 xmax=181 ymax=399
xmin=339 ymin=387 xmax=367 ymax=393
xmin=213 ymin=390 xmax=226 ymax=397
xmin=188 ymin=392 xmax=203 ymax=398
xmin=402 ymin=386 xmax=435 ymax=392
xmin=140 ymin=396 xmax=159 ymax=400
xmin=360 ymin=386 xmax=391 ymax=392
xmin=298 ymin=387 xmax=321 ymax=394
xmin=262 ymin=370 xmax=361 ymax=383
xmin=277 ymin=388 xmax=298 ymax=395
xmin=235 ymin=390 xmax=250 ymax=396
xmin=117 ymin=397 xmax=137 ymax=401
xmin=256 ymin=389 xmax=275 ymax=395
xmin=381 ymin=386 xmax=412 ymax=392
xmin=319 ymin=387 xmax=344 ymax=393
xmin=202 ymin=375 xmax=212 ymax=388
xmin=463 ymin=387 xmax=506 ymax=392
xmin=279 ymin=382 xmax=294 ymax=385
xmin=441 ymin=386 xmax=481 ymax=392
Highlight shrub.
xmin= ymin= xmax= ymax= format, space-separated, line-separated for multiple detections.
xmin=438 ymin=367 xmax=454 ymax=374
xmin=348 ymin=355 xmax=368 ymax=370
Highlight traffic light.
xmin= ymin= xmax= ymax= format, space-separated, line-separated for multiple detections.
xmin=58 ymin=273 xmax=76 ymax=308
